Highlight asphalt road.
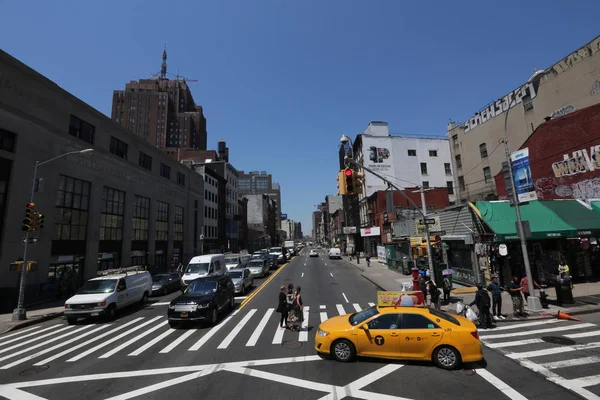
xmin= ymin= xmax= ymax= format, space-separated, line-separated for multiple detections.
xmin=0 ymin=247 xmax=590 ymax=400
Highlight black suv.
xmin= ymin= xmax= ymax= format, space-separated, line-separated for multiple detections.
xmin=167 ymin=275 xmax=235 ymax=327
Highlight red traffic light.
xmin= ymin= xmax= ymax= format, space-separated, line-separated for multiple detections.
xmin=344 ymin=169 xmax=353 ymax=177
xmin=27 ymin=203 xmax=35 ymax=209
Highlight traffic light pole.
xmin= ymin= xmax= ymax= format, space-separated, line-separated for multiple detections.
xmin=12 ymin=161 xmax=38 ymax=321
xmin=344 ymin=156 xmax=436 ymax=279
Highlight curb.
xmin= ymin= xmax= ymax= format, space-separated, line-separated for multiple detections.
xmin=0 ymin=311 xmax=64 ymax=335
xmin=360 ymin=272 xmax=386 ymax=291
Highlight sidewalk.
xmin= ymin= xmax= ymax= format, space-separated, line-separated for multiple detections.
xmin=343 ymin=256 xmax=600 ymax=321
xmin=0 ymin=300 xmax=65 ymax=335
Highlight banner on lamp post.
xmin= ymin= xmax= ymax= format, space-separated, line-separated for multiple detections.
xmin=510 ymin=147 xmax=537 ymax=203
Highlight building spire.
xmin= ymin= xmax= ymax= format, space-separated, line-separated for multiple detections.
xmin=160 ymin=44 xmax=167 ymax=80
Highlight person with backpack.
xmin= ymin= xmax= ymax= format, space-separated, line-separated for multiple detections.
xmin=442 ymin=276 xmax=452 ymax=305
xmin=470 ymin=283 xmax=493 ymax=329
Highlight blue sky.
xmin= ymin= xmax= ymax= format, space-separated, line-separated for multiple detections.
xmin=1 ymin=1 xmax=599 ymax=234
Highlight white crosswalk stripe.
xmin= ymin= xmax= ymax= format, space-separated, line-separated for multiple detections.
xmin=0 ymin=301 xmax=377 ymax=370
xmin=479 ymin=318 xmax=600 ymax=400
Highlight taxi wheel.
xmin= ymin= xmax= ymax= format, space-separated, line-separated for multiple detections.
xmin=433 ymin=345 xmax=461 ymax=370
xmin=332 ymin=339 xmax=356 ymax=362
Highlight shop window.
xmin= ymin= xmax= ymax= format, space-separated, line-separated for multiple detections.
xmin=100 ymin=186 xmax=125 ymax=241
xmin=132 ymin=195 xmax=150 ymax=240
xmin=156 ymin=201 xmax=169 ymax=241
xmin=173 ymin=206 xmax=184 ymax=241
xmin=69 ymin=115 xmax=95 ymax=144
xmin=53 ymin=175 xmax=91 ymax=241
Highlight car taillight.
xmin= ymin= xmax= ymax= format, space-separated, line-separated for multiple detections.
xmin=471 ymin=331 xmax=479 ymax=340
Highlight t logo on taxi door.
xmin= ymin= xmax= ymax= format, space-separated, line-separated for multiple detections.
xmin=374 ymin=336 xmax=385 ymax=346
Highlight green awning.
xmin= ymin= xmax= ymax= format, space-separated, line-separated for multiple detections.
xmin=474 ymin=200 xmax=600 ymax=242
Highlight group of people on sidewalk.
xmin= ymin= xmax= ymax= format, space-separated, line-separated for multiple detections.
xmin=276 ymin=283 xmax=304 ymax=331
xmin=417 ymin=267 xmax=453 ymax=310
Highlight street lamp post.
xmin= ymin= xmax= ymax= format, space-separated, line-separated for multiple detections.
xmin=13 ymin=148 xmax=94 ymax=321
xmin=502 ymin=69 xmax=545 ymax=312
xmin=412 ymin=187 xmax=436 ymax=275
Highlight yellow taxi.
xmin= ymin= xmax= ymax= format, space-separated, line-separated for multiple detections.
xmin=314 ymin=303 xmax=483 ymax=369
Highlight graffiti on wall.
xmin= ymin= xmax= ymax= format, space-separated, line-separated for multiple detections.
xmin=551 ymin=105 xmax=576 ymax=119
xmin=536 ymin=177 xmax=600 ymax=200
xmin=592 ymin=81 xmax=600 ymax=96
xmin=551 ymin=36 xmax=600 ymax=75
xmin=552 ymin=145 xmax=600 ymax=178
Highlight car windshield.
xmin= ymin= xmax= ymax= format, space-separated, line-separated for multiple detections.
xmin=225 ymin=257 xmax=240 ymax=264
xmin=78 ymin=279 xmax=117 ymax=294
xmin=428 ymin=308 xmax=460 ymax=326
xmin=249 ymin=261 xmax=264 ymax=268
xmin=270 ymin=247 xmax=282 ymax=253
xmin=251 ymin=254 xmax=262 ymax=259
xmin=152 ymin=275 xmax=168 ymax=283
xmin=185 ymin=263 xmax=209 ymax=274
xmin=349 ymin=306 xmax=379 ymax=326
xmin=227 ymin=271 xmax=243 ymax=279
xmin=186 ymin=280 xmax=218 ymax=296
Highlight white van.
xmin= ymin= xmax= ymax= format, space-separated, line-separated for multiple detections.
xmin=64 ymin=266 xmax=152 ymax=324
xmin=224 ymin=253 xmax=250 ymax=271
xmin=181 ymin=254 xmax=225 ymax=290
xmin=328 ymin=248 xmax=342 ymax=259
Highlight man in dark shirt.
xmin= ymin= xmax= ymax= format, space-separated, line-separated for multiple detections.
xmin=487 ymin=275 xmax=505 ymax=320
xmin=507 ymin=276 xmax=524 ymax=317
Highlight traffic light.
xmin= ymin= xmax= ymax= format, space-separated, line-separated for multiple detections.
xmin=352 ymin=171 xmax=364 ymax=195
xmin=336 ymin=170 xmax=347 ymax=195
xmin=22 ymin=203 xmax=35 ymax=232
xmin=37 ymin=213 xmax=45 ymax=230
xmin=344 ymin=168 xmax=355 ymax=194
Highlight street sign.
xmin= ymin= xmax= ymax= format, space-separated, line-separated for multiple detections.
xmin=418 ymin=219 xmax=436 ymax=225
xmin=429 ymin=230 xmax=446 ymax=236
xmin=22 ymin=237 xmax=39 ymax=244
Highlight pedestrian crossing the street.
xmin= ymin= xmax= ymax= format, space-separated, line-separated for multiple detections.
xmin=0 ymin=301 xmax=376 ymax=371
xmin=479 ymin=318 xmax=600 ymax=399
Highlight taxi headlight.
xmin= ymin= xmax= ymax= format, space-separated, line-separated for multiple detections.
xmin=317 ymin=329 xmax=330 ymax=337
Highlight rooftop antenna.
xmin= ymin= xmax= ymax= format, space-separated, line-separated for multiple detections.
xmin=160 ymin=44 xmax=167 ymax=80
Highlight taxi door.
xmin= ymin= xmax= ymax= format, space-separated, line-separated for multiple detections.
xmin=356 ymin=313 xmax=401 ymax=358
xmin=398 ymin=312 xmax=444 ymax=359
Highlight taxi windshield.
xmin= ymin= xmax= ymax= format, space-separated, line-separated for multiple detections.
xmin=349 ymin=306 xmax=379 ymax=326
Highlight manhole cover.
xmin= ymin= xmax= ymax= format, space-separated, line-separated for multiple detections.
xmin=541 ymin=336 xmax=576 ymax=346
xmin=19 ymin=365 xmax=49 ymax=376
xmin=282 ymin=340 xmax=303 ymax=349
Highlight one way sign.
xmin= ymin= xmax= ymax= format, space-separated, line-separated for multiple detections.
xmin=22 ymin=237 xmax=39 ymax=244
xmin=419 ymin=218 xmax=436 ymax=225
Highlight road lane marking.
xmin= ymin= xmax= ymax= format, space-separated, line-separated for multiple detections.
xmin=320 ymin=305 xmax=326 ymax=309
xmin=478 ymin=319 xmax=566 ymax=332
xmin=302 ymin=273 xmax=304 ymax=278
xmin=129 ymin=328 xmax=175 ymax=356
xmin=0 ymin=325 xmax=92 ymax=363
xmin=272 ymin=322 xmax=285 ymax=344
xmin=320 ymin=312 xmax=328 ymax=323
xmin=188 ymin=310 xmax=239 ymax=351
xmin=239 ymin=262 xmax=290 ymax=310
xmin=481 ymin=323 xmax=595 ymax=340
xmin=329 ymin=272 xmax=333 ymax=278
xmin=218 ymin=309 xmax=256 ymax=349
xmin=0 ymin=326 xmax=74 ymax=354
xmin=235 ymin=296 xmax=247 ymax=300
xmin=247 ymin=308 xmax=274 ymax=347
xmin=0 ymin=325 xmax=61 ymax=347
xmin=541 ymin=356 xmax=600 ymax=370
xmin=352 ymin=304 xmax=362 ymax=312
xmin=508 ymin=341 xmax=600 ymax=359
xmin=160 ymin=329 xmax=197 ymax=353
xmin=33 ymin=318 xmax=143 ymax=366
xmin=565 ymin=330 xmax=600 ymax=339
xmin=483 ymin=338 xmax=543 ymax=349
xmin=299 ymin=307 xmax=309 ymax=342
xmin=368 ymin=302 xmax=375 ymax=307
xmin=476 ymin=369 xmax=528 ymax=400
xmin=68 ymin=316 xmax=163 ymax=361
xmin=342 ymin=293 xmax=349 ymax=303
xmin=153 ymin=302 xmax=170 ymax=306
xmin=0 ymin=326 xmax=40 ymax=342
xmin=336 ymin=304 xmax=346 ymax=315
xmin=99 ymin=320 xmax=168 ymax=358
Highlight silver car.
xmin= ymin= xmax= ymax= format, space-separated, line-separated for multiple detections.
xmin=247 ymin=259 xmax=269 ymax=278
xmin=227 ymin=268 xmax=253 ymax=294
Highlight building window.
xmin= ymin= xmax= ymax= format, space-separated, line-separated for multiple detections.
xmin=100 ymin=186 xmax=125 ymax=241
xmin=156 ymin=201 xmax=169 ymax=241
xmin=447 ymin=181 xmax=454 ymax=195
xmin=53 ymin=175 xmax=90 ymax=241
xmin=458 ymin=176 xmax=465 ymax=191
xmin=455 ymin=154 xmax=462 ymax=169
xmin=110 ymin=136 xmax=128 ymax=160
xmin=422 ymin=181 xmax=430 ymax=189
xmin=420 ymin=163 xmax=428 ymax=175
xmin=483 ymin=167 xmax=492 ymax=183
xmin=173 ymin=206 xmax=184 ymax=241
xmin=69 ymin=115 xmax=95 ymax=144
xmin=160 ymin=163 xmax=171 ymax=179
xmin=132 ymin=195 xmax=150 ymax=240
xmin=444 ymin=163 xmax=452 ymax=175
xmin=452 ymin=134 xmax=458 ymax=147
xmin=139 ymin=152 xmax=152 ymax=171
xmin=0 ymin=128 xmax=16 ymax=153
xmin=479 ymin=143 xmax=488 ymax=159
xmin=523 ymin=95 xmax=534 ymax=111
xmin=177 ymin=171 xmax=185 ymax=186
xmin=429 ymin=150 xmax=438 ymax=157
xmin=407 ymin=149 xmax=417 ymax=156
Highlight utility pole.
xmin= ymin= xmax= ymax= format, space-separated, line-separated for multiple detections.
xmin=419 ymin=188 xmax=435 ymax=275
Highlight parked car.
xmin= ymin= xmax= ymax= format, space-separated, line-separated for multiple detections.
xmin=64 ymin=266 xmax=152 ymax=324
xmin=167 ymin=275 xmax=235 ymax=327
xmin=247 ymin=258 xmax=269 ymax=278
xmin=227 ymin=268 xmax=253 ymax=294
xmin=266 ymin=253 xmax=279 ymax=269
xmin=151 ymin=272 xmax=182 ymax=296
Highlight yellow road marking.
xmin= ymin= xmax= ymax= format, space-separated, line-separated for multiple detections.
xmin=238 ymin=258 xmax=294 ymax=310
